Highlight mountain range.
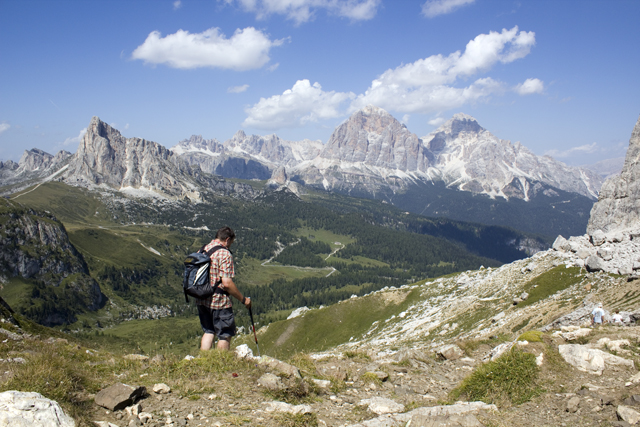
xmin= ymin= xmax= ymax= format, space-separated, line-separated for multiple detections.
xmin=0 ymin=106 xmax=610 ymax=237
xmin=171 ymin=106 xmax=603 ymax=202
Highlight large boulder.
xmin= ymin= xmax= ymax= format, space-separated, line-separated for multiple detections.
xmin=0 ymin=391 xmax=75 ymax=427
xmin=436 ymin=344 xmax=465 ymax=361
xmin=94 ymin=383 xmax=146 ymax=411
xmin=559 ymin=344 xmax=635 ymax=375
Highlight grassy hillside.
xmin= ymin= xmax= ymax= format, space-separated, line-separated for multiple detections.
xmin=1 ymin=180 xmax=548 ymax=353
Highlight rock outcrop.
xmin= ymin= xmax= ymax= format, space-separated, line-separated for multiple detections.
xmin=550 ymin=115 xmax=640 ymax=275
xmin=54 ymin=117 xmax=257 ymax=201
xmin=0 ymin=199 xmax=106 ymax=325
xmin=62 ymin=117 xmax=206 ymax=200
xmin=423 ymin=114 xmax=602 ymax=200
xmin=588 ymin=114 xmax=640 ymax=235
xmin=0 ymin=391 xmax=76 ymax=427
xmin=0 ymin=149 xmax=71 ymax=187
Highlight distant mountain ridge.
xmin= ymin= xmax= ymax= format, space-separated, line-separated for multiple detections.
xmin=0 ymin=109 xmax=605 ymax=238
xmin=170 ymin=106 xmax=602 ymax=202
xmin=422 ymin=113 xmax=601 ymax=200
xmin=1 ymin=117 xmax=256 ymax=201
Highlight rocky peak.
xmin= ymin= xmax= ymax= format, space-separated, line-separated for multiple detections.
xmin=587 ymin=114 xmax=640 ymax=235
xmin=426 ymin=114 xmax=485 ymax=153
xmin=446 ymin=113 xmax=484 ymax=136
xmin=0 ymin=160 xmax=18 ymax=171
xmin=62 ymin=117 xmax=204 ymax=200
xmin=171 ymin=135 xmax=223 ymax=156
xmin=53 ymin=150 xmax=72 ymax=163
xmin=17 ymin=148 xmax=54 ymax=172
xmin=269 ymin=166 xmax=288 ymax=186
xmin=420 ymin=114 xmax=602 ymax=200
xmin=319 ymin=105 xmax=432 ymax=171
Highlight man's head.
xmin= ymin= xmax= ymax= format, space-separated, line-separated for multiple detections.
xmin=598 ymin=302 xmax=603 ymax=308
xmin=216 ymin=226 xmax=235 ymax=246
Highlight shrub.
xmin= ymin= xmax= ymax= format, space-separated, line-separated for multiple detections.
xmin=449 ymin=348 xmax=542 ymax=407
xmin=517 ymin=330 xmax=543 ymax=342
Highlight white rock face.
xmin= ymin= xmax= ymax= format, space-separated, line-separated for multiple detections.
xmin=358 ymin=397 xmax=405 ymax=415
xmin=287 ymin=306 xmax=310 ymax=319
xmin=0 ymin=390 xmax=75 ymax=427
xmin=588 ymin=114 xmax=640 ymax=235
xmin=559 ymin=344 xmax=635 ymax=375
xmin=423 ymin=113 xmax=601 ymax=200
xmin=62 ymin=117 xmax=206 ymax=200
xmin=0 ymin=148 xmax=71 ymax=187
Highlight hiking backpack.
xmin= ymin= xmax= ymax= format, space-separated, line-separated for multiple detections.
xmin=182 ymin=245 xmax=227 ymax=303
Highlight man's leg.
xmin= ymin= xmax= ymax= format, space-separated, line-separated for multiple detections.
xmin=201 ymin=333 xmax=215 ymax=350
xmin=217 ymin=337 xmax=231 ymax=350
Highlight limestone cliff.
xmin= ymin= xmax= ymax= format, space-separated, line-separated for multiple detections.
xmin=587 ymin=114 xmax=640 ymax=235
xmin=0 ymin=199 xmax=106 ymax=325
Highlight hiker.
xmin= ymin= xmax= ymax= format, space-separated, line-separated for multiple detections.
xmin=591 ymin=302 xmax=605 ymax=327
xmin=611 ymin=309 xmax=624 ymax=326
xmin=196 ymin=226 xmax=251 ymax=351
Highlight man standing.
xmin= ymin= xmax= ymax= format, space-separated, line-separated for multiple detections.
xmin=197 ymin=226 xmax=251 ymax=350
xmin=591 ymin=302 xmax=605 ymax=328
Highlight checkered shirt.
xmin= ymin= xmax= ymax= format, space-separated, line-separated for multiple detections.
xmin=195 ymin=239 xmax=234 ymax=309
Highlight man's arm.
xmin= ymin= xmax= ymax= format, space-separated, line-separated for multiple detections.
xmin=221 ymin=277 xmax=251 ymax=309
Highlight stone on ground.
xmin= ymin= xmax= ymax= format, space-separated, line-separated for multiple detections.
xmin=0 ymin=390 xmax=75 ymax=427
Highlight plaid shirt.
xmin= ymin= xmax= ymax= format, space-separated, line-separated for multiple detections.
xmin=195 ymin=239 xmax=234 ymax=309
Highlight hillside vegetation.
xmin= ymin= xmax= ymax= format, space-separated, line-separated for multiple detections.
xmin=0 ymin=181 xmax=544 ymax=344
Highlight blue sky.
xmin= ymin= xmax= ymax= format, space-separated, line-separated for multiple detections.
xmin=1 ymin=0 xmax=638 ymax=167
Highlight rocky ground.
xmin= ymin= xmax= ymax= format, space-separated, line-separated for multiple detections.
xmin=77 ymin=324 xmax=640 ymax=427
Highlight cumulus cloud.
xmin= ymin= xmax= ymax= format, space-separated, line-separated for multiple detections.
xmin=351 ymin=26 xmax=534 ymax=114
xmin=515 ymin=78 xmax=544 ymax=95
xmin=545 ymin=142 xmax=598 ymax=158
xmin=422 ymin=0 xmax=475 ymax=18
xmin=228 ymin=84 xmax=249 ymax=93
xmin=243 ymin=27 xmax=536 ymax=130
xmin=0 ymin=123 xmax=10 ymax=135
xmin=132 ymin=27 xmax=284 ymax=71
xmin=63 ymin=128 xmax=87 ymax=147
xmin=224 ymin=0 xmax=380 ymax=25
xmin=428 ymin=117 xmax=446 ymax=127
xmin=173 ymin=0 xmax=182 ymax=10
xmin=243 ymin=79 xmax=355 ymax=129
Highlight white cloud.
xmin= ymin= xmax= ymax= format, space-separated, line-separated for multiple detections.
xmin=132 ymin=27 xmax=284 ymax=71
xmin=267 ymin=63 xmax=280 ymax=72
xmin=428 ymin=117 xmax=446 ymax=127
xmin=351 ymin=26 xmax=533 ymax=114
xmin=243 ymin=27 xmax=536 ymax=130
xmin=228 ymin=84 xmax=250 ymax=93
xmin=224 ymin=0 xmax=380 ymax=25
xmin=515 ymin=78 xmax=544 ymax=95
xmin=173 ymin=0 xmax=182 ymax=10
xmin=0 ymin=123 xmax=10 ymax=135
xmin=401 ymin=114 xmax=410 ymax=125
xmin=545 ymin=142 xmax=598 ymax=158
xmin=63 ymin=128 xmax=87 ymax=147
xmin=243 ymin=79 xmax=355 ymax=129
xmin=422 ymin=0 xmax=475 ymax=18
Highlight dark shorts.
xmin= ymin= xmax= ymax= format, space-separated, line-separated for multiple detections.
xmin=197 ymin=306 xmax=236 ymax=339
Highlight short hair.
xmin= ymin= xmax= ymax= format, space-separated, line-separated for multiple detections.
xmin=216 ymin=226 xmax=235 ymax=242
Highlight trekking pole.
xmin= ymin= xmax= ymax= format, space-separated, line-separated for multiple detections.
xmin=248 ymin=305 xmax=261 ymax=357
